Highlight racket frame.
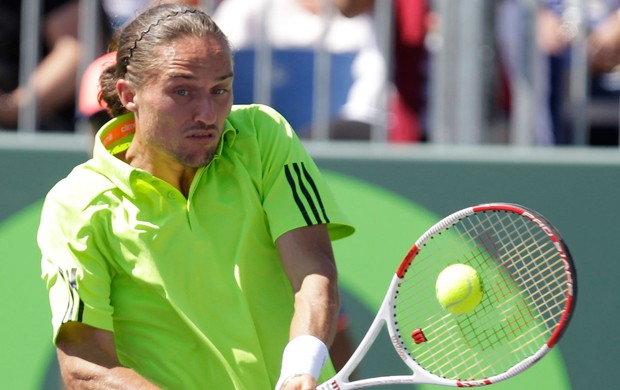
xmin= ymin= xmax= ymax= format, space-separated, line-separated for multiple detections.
xmin=318 ymin=203 xmax=576 ymax=389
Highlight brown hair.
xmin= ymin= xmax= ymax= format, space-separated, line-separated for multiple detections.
xmin=99 ymin=3 xmax=231 ymax=117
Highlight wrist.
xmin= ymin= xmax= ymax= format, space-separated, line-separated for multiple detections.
xmin=275 ymin=335 xmax=328 ymax=390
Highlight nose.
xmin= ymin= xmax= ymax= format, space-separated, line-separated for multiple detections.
xmin=194 ymin=95 xmax=217 ymax=125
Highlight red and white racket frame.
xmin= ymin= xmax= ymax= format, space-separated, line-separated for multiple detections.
xmin=318 ymin=203 xmax=576 ymax=390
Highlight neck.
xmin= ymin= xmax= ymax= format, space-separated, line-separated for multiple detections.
xmin=121 ymin=142 xmax=197 ymax=198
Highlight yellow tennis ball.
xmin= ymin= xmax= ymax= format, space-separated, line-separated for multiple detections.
xmin=435 ymin=264 xmax=483 ymax=315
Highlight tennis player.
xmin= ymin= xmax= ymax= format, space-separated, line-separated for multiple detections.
xmin=38 ymin=4 xmax=354 ymax=389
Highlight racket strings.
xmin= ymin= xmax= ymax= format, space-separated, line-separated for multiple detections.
xmin=392 ymin=210 xmax=570 ymax=381
xmin=460 ymin=212 xmax=567 ymax=333
xmin=463 ymin=211 xmax=567 ymax=340
xmin=486 ymin=213 xmax=567 ymax=331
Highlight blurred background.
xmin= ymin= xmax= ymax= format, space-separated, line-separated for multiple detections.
xmin=3 ymin=0 xmax=620 ymax=146
xmin=1 ymin=0 xmax=618 ymax=389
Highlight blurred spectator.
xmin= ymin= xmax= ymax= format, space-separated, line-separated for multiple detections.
xmin=213 ymin=0 xmax=385 ymax=139
xmin=333 ymin=0 xmax=431 ymax=142
xmin=497 ymin=0 xmax=620 ymax=145
xmin=0 ymin=0 xmax=109 ymax=132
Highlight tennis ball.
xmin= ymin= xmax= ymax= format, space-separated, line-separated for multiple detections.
xmin=435 ymin=264 xmax=483 ymax=315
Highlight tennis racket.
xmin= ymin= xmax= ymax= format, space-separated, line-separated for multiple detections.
xmin=318 ymin=203 xmax=576 ymax=389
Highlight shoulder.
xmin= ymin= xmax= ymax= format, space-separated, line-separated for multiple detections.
xmin=42 ymin=161 xmax=120 ymax=221
xmin=228 ymin=104 xmax=290 ymax=126
xmin=39 ymin=162 xmax=121 ymax=254
xmin=227 ymin=104 xmax=305 ymax=159
xmin=227 ymin=104 xmax=297 ymax=145
xmin=228 ymin=104 xmax=295 ymax=138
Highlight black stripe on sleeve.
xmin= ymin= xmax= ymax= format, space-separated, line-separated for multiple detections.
xmin=67 ymin=268 xmax=84 ymax=323
xmin=291 ymin=163 xmax=324 ymax=224
xmin=300 ymin=163 xmax=330 ymax=224
xmin=284 ymin=164 xmax=313 ymax=225
xmin=77 ymin=299 xmax=85 ymax=322
xmin=58 ymin=268 xmax=73 ymax=323
xmin=69 ymin=268 xmax=84 ymax=322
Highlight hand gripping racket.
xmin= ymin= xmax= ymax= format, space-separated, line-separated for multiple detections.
xmin=318 ymin=203 xmax=577 ymax=389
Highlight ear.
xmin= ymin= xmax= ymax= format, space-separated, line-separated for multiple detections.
xmin=116 ymin=79 xmax=137 ymax=112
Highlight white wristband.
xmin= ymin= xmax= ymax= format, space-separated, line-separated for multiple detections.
xmin=275 ymin=335 xmax=329 ymax=390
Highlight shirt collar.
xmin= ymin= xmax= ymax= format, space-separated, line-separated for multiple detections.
xmin=91 ymin=112 xmax=238 ymax=194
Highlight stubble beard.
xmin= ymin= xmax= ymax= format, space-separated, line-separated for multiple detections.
xmin=176 ymin=137 xmax=222 ymax=169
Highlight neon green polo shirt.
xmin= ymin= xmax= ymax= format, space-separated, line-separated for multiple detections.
xmin=39 ymin=104 xmax=354 ymax=389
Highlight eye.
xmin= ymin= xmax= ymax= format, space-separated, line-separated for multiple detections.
xmin=212 ymin=88 xmax=228 ymax=95
xmin=175 ymin=88 xmax=189 ymax=97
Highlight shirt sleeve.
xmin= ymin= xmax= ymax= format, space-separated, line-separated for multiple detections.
xmin=252 ymin=105 xmax=355 ymax=241
xmin=38 ymin=178 xmax=116 ymax=342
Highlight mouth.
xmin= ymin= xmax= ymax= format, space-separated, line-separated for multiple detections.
xmin=185 ymin=128 xmax=219 ymax=143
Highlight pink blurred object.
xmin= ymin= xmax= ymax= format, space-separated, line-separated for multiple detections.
xmin=78 ymin=51 xmax=117 ymax=117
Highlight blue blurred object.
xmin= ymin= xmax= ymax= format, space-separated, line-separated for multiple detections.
xmin=232 ymin=48 xmax=355 ymax=136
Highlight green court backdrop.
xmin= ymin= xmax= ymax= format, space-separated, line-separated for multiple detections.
xmin=1 ymin=142 xmax=617 ymax=389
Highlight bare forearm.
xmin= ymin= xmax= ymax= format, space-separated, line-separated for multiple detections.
xmin=0 ymin=37 xmax=80 ymax=128
xmin=59 ymin=348 xmax=159 ymax=390
xmin=277 ymin=225 xmax=340 ymax=345
xmin=279 ymin=274 xmax=339 ymax=390
xmin=32 ymin=37 xmax=81 ymax=114
xmin=274 ymin=225 xmax=341 ymax=388
xmin=289 ymin=272 xmax=340 ymax=346
xmin=10 ymin=37 xmax=80 ymax=117
xmin=61 ymin=364 xmax=160 ymax=390
xmin=588 ymin=12 xmax=620 ymax=73
xmin=0 ymin=0 xmax=81 ymax=127
xmin=56 ymin=323 xmax=159 ymax=390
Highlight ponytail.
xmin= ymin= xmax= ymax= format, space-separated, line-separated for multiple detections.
xmin=98 ymin=59 xmax=127 ymax=117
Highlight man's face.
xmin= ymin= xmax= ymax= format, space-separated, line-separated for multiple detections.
xmin=125 ymin=34 xmax=234 ymax=169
